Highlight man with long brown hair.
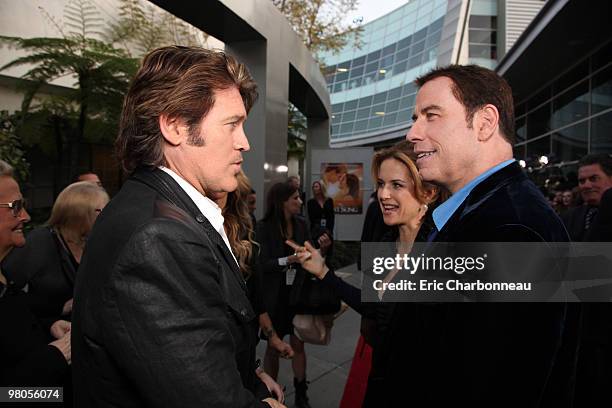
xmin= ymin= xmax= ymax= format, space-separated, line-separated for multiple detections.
xmin=72 ymin=46 xmax=284 ymax=407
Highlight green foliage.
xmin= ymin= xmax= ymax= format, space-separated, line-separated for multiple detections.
xmin=105 ymin=0 xmax=209 ymax=57
xmin=272 ymin=0 xmax=363 ymax=61
xmin=0 ymin=111 xmax=30 ymax=182
xmin=0 ymin=0 xmax=139 ymax=179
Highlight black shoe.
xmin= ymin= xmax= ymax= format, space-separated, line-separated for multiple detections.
xmin=294 ymin=378 xmax=312 ymax=408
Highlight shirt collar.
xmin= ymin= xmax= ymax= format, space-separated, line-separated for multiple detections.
xmin=158 ymin=167 xmax=225 ymax=234
xmin=432 ymin=159 xmax=516 ymax=231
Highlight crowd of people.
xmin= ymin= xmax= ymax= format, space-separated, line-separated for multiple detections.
xmin=0 ymin=45 xmax=610 ymax=408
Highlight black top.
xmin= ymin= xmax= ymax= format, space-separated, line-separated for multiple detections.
xmin=306 ymin=197 xmax=334 ymax=238
xmin=0 ymin=289 xmax=69 ymax=387
xmin=2 ymin=227 xmax=77 ymax=319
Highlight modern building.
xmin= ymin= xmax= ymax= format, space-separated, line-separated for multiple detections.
xmin=0 ymin=0 xmax=331 ymax=220
xmin=322 ymin=0 xmax=545 ymax=148
xmin=497 ymin=0 xmax=612 ymax=177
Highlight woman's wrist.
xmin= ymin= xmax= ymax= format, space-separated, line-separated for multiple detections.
xmin=317 ymin=265 xmax=330 ymax=280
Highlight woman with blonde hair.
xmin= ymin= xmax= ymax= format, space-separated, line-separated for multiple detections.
xmin=2 ymin=181 xmax=109 ymax=318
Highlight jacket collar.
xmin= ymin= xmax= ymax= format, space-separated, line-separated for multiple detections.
xmin=131 ymin=168 xmax=246 ymax=287
xmin=439 ymin=161 xmax=525 ymax=235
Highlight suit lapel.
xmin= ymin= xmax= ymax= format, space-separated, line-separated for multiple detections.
xmin=133 ymin=168 xmax=247 ymax=291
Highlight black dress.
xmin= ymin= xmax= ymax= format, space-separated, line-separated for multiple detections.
xmin=255 ymin=216 xmax=311 ymax=338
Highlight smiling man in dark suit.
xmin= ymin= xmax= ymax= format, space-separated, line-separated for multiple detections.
xmin=72 ymin=46 xmax=284 ymax=408
xmin=368 ymin=65 xmax=577 ymax=407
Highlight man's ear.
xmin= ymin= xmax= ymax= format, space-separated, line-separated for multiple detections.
xmin=159 ymin=114 xmax=187 ymax=146
xmin=475 ymin=104 xmax=499 ymax=142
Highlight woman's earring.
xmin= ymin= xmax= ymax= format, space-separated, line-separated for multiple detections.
xmin=422 ymin=204 xmax=428 ymax=212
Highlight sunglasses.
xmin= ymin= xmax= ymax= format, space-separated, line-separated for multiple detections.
xmin=0 ymin=198 xmax=26 ymax=217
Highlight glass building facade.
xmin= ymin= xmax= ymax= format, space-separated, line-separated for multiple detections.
xmin=322 ymin=0 xmax=540 ymax=146
xmin=322 ymin=0 xmax=451 ymax=146
xmin=513 ymin=40 xmax=612 ymax=166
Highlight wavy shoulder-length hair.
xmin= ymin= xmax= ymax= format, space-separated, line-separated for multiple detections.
xmin=223 ymin=172 xmax=258 ymax=277
xmin=371 ymin=140 xmax=443 ymax=205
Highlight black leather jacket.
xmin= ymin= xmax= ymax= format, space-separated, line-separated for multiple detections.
xmin=72 ymin=168 xmax=267 ymax=407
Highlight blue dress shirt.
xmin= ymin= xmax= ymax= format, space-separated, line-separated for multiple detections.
xmin=432 ymin=159 xmax=516 ymax=232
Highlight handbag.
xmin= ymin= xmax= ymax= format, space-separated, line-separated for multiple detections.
xmin=290 ymin=272 xmax=341 ymax=315
xmin=292 ymin=314 xmax=335 ymax=345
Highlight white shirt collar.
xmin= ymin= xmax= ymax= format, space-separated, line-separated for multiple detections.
xmin=158 ymin=166 xmax=238 ymax=266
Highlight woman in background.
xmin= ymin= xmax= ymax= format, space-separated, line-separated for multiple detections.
xmin=2 ymin=181 xmax=109 ymax=318
xmin=307 ymin=180 xmax=334 ymax=256
xmin=256 ymin=181 xmax=330 ymax=408
xmin=0 ymin=159 xmax=71 ymax=393
xmin=289 ymin=142 xmax=442 ymax=407
xmin=209 ymin=172 xmax=292 ymax=404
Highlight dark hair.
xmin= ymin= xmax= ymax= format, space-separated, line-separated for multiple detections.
xmin=415 ymin=64 xmax=515 ymax=144
xmin=345 ymin=174 xmax=360 ymax=198
xmin=263 ymin=182 xmax=298 ymax=238
xmin=116 ymin=46 xmax=258 ymax=174
xmin=578 ymin=153 xmax=612 ymax=176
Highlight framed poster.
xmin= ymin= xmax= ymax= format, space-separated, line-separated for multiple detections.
xmin=320 ymin=162 xmax=363 ymax=214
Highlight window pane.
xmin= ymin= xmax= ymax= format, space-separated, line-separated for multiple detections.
xmin=554 ymin=61 xmax=588 ymax=94
xmin=469 ymin=29 xmax=496 ymax=44
xmin=413 ymin=27 xmax=427 ymax=42
xmin=383 ymin=112 xmax=398 ymax=126
xmin=470 ymin=15 xmax=497 ymax=29
xmin=365 ymin=61 xmax=379 ymax=73
xmin=357 ymin=107 xmax=370 ymax=119
xmin=552 ymin=122 xmax=588 ymax=162
xmin=383 ymin=44 xmax=396 ymax=56
xmin=344 ymin=100 xmax=358 ymax=110
xmin=551 ymin=81 xmax=589 ymax=129
xmin=525 ymin=136 xmax=550 ymax=159
xmin=591 ymin=110 xmax=612 ymax=153
xmin=353 ymin=56 xmax=366 ymax=67
xmin=388 ymin=87 xmax=401 ymax=100
xmin=369 ymin=117 xmax=383 ymax=129
xmin=340 ymin=122 xmax=354 ymax=133
xmin=412 ymin=40 xmax=425 ymax=55
xmin=409 ymin=54 xmax=422 ymax=68
xmin=527 ymin=104 xmax=551 ymax=139
xmin=367 ymin=50 xmax=381 ymax=62
xmin=468 ymin=44 xmax=497 ymax=59
xmin=358 ymin=96 xmax=373 ymax=108
xmin=386 ymin=99 xmax=400 ymax=112
xmin=592 ymin=64 xmax=612 ymax=114
xmin=373 ymin=92 xmax=387 ymax=104
xmin=396 ymin=47 xmax=411 ymax=62
xmin=350 ymin=65 xmax=364 ymax=78
xmin=394 ymin=60 xmax=407 ymax=74
xmin=398 ymin=35 xmax=412 ymax=50
xmin=343 ymin=111 xmax=356 ymax=122
xmin=354 ymin=119 xmax=368 ymax=132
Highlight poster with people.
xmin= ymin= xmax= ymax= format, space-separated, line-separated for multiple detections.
xmin=321 ymin=162 xmax=363 ymax=214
